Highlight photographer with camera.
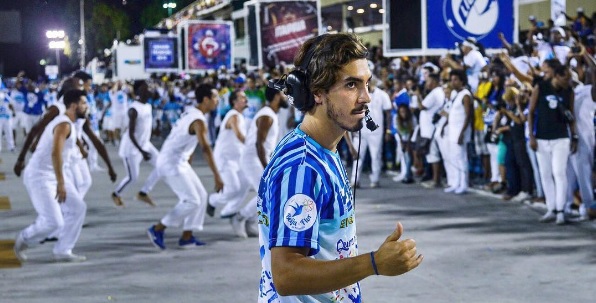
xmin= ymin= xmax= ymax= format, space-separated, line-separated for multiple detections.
xmin=493 ymin=87 xmax=534 ymax=202
xmin=528 ymin=59 xmax=577 ymax=225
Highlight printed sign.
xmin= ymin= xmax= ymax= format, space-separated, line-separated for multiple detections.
xmin=144 ymin=37 xmax=179 ymax=71
xmin=186 ymin=21 xmax=233 ymax=71
xmin=259 ymin=0 xmax=320 ymax=68
xmin=384 ymin=0 xmax=516 ymax=56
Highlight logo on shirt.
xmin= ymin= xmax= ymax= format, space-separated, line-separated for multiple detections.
xmin=443 ymin=0 xmax=499 ymax=40
xmin=546 ymin=95 xmax=559 ymax=109
xmin=283 ymin=194 xmax=317 ymax=232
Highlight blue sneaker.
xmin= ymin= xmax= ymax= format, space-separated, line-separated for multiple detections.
xmin=147 ymin=226 xmax=165 ymax=250
xmin=178 ymin=236 xmax=206 ymax=249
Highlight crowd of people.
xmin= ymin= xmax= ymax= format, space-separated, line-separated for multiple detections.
xmin=0 ymin=8 xmax=595 ymax=266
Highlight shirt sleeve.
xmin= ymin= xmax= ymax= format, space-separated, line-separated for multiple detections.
xmin=267 ymin=164 xmax=327 ymax=255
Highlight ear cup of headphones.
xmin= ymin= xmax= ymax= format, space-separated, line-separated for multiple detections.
xmin=285 ymin=69 xmax=312 ymax=111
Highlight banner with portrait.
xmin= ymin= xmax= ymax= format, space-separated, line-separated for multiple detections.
xmin=185 ymin=21 xmax=234 ymax=71
xmin=144 ymin=37 xmax=179 ymax=72
xmin=258 ymin=0 xmax=320 ymax=68
xmin=384 ymin=0 xmax=517 ymax=57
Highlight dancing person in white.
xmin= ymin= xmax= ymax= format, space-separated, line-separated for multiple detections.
xmin=207 ymin=89 xmax=248 ymax=218
xmin=13 ymin=77 xmax=117 ymax=186
xmin=230 ymin=86 xmax=287 ymax=238
xmin=347 ymin=77 xmax=392 ymax=188
xmin=112 ymin=81 xmax=160 ymax=207
xmin=107 ymin=81 xmax=130 ymax=143
xmin=0 ymin=89 xmax=15 ymax=152
xmin=147 ymin=84 xmax=224 ymax=249
xmin=444 ymin=70 xmax=473 ymax=194
xmin=14 ymin=89 xmax=89 ymax=262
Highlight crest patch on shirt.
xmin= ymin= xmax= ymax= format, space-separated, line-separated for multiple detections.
xmin=283 ymin=194 xmax=317 ymax=232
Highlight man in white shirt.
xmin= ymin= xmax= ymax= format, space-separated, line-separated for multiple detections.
xmin=443 ymin=39 xmax=488 ymax=94
xmin=445 ymin=70 xmax=473 ymax=194
xmin=419 ymin=73 xmax=445 ymax=188
xmin=207 ymin=90 xmax=248 ymax=218
xmin=147 ymin=84 xmax=224 ymax=249
xmin=111 ymin=81 xmax=160 ymax=207
xmin=14 ymin=89 xmax=89 ymax=262
xmin=107 ymin=81 xmax=130 ymax=143
xmin=229 ymin=86 xmax=287 ymax=238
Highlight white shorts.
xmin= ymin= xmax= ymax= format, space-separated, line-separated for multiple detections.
xmin=102 ymin=116 xmax=115 ymax=131
xmin=24 ymin=114 xmax=42 ymax=133
xmin=111 ymin=112 xmax=127 ymax=130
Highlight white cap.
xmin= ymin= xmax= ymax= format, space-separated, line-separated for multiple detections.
xmin=551 ymin=26 xmax=566 ymax=37
xmin=577 ymin=7 xmax=584 ymax=13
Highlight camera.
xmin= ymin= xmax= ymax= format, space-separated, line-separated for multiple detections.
xmin=557 ymin=102 xmax=575 ymax=123
xmin=494 ymin=102 xmax=507 ymax=111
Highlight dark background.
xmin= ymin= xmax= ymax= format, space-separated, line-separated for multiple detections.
xmin=0 ymin=0 xmax=196 ymax=80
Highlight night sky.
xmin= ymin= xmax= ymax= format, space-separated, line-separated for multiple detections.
xmin=0 ymin=0 xmax=167 ymax=79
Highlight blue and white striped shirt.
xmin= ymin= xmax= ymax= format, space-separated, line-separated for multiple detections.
xmin=258 ymin=126 xmax=361 ymax=303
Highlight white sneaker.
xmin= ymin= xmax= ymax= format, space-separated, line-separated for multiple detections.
xmin=14 ymin=232 xmax=28 ymax=262
xmin=454 ymin=187 xmax=467 ymax=195
xmin=245 ymin=217 xmax=259 ymax=238
xmin=392 ymin=175 xmax=404 ymax=182
xmin=231 ymin=214 xmax=248 ymax=239
xmin=90 ymin=165 xmax=106 ymax=172
xmin=369 ymin=182 xmax=379 ymax=189
xmin=444 ymin=186 xmax=457 ymax=193
xmin=555 ymin=212 xmax=566 ymax=225
xmin=54 ymin=253 xmax=86 ymax=263
xmin=512 ymin=192 xmax=531 ymax=203
xmin=539 ymin=211 xmax=556 ymax=223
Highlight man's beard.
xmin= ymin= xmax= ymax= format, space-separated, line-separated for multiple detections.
xmin=326 ymin=100 xmax=364 ymax=132
xmin=76 ymin=108 xmax=88 ymax=119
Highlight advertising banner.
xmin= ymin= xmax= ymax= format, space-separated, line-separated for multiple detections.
xmin=427 ymin=0 xmax=514 ymax=49
xmin=259 ymin=0 xmax=319 ymax=68
xmin=144 ymin=37 xmax=179 ymax=72
xmin=186 ymin=21 xmax=233 ymax=71
xmin=384 ymin=0 xmax=517 ymax=57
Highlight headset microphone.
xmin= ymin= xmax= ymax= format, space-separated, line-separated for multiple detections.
xmin=364 ymin=109 xmax=378 ymax=131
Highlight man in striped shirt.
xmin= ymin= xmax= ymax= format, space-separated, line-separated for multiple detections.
xmin=257 ymin=33 xmax=423 ymax=303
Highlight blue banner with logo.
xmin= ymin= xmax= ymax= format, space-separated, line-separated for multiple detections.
xmin=144 ymin=37 xmax=179 ymax=71
xmin=427 ymin=0 xmax=514 ymax=49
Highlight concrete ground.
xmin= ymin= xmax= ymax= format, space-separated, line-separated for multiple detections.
xmin=0 ymin=139 xmax=595 ymax=303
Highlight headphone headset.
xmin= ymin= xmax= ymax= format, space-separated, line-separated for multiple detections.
xmin=268 ymin=35 xmax=327 ymax=111
xmin=267 ymin=35 xmax=378 ymax=131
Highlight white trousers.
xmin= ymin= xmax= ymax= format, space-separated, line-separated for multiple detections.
xmin=0 ymin=118 xmax=15 ymax=151
xmin=83 ymin=131 xmax=101 ymax=169
xmin=536 ymin=139 xmax=570 ymax=212
xmin=526 ymin=141 xmax=544 ymax=197
xmin=21 ymin=169 xmax=86 ymax=255
xmin=437 ymin=133 xmax=457 ymax=188
xmin=209 ymin=159 xmax=243 ymax=216
xmin=72 ymin=156 xmax=92 ymax=197
xmin=114 ymin=145 xmax=160 ymax=195
xmin=448 ymin=141 xmax=469 ymax=190
xmin=234 ymin=155 xmax=264 ymax=219
xmin=24 ymin=114 xmax=42 ymax=134
xmin=160 ymin=164 xmax=207 ymax=231
xmin=566 ymin=140 xmax=593 ymax=211
xmin=351 ymin=133 xmax=383 ymax=184
xmin=487 ymin=143 xmax=501 ymax=183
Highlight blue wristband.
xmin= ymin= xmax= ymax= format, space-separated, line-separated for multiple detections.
xmin=370 ymin=252 xmax=379 ymax=275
